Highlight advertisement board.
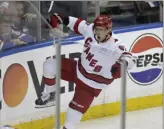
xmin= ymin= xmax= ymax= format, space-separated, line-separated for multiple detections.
xmin=0 ymin=23 xmax=163 ymax=128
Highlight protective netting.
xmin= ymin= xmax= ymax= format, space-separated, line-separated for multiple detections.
xmin=0 ymin=1 xmax=162 ymax=51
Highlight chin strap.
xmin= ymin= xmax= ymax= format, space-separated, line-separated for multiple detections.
xmin=100 ymin=31 xmax=112 ymax=42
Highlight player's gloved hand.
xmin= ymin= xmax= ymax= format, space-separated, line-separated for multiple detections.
xmin=119 ymin=52 xmax=137 ymax=69
xmin=42 ymin=13 xmax=64 ymax=29
xmin=111 ymin=62 xmax=121 ymax=79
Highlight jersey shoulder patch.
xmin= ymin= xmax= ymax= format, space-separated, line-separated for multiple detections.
xmin=114 ymin=39 xmax=118 ymax=42
xmin=118 ymin=45 xmax=126 ymax=51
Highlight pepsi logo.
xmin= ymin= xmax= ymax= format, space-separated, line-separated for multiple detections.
xmin=128 ymin=33 xmax=163 ymax=85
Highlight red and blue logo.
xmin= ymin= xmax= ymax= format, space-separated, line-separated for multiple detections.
xmin=128 ymin=33 xmax=163 ymax=85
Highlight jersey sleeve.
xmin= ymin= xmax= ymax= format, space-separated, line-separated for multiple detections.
xmin=114 ymin=42 xmax=136 ymax=69
xmin=67 ymin=16 xmax=89 ymax=36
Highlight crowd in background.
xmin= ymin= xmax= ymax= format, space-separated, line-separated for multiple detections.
xmin=0 ymin=1 xmax=36 ymax=50
xmin=0 ymin=1 xmax=162 ymax=51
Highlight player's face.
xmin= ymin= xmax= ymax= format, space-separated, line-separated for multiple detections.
xmin=94 ymin=25 xmax=112 ymax=42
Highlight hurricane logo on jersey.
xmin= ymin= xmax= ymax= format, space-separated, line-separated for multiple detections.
xmin=128 ymin=33 xmax=163 ymax=85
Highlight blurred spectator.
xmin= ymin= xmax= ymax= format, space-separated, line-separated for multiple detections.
xmin=0 ymin=16 xmax=33 ymax=51
xmin=0 ymin=1 xmax=9 ymax=15
xmin=4 ymin=1 xmax=37 ymax=41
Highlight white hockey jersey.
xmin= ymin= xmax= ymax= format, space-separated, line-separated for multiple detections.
xmin=67 ymin=16 xmax=134 ymax=89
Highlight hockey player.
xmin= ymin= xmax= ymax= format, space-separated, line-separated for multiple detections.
xmin=35 ymin=13 xmax=136 ymax=129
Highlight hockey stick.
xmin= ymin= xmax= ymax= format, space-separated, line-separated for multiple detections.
xmin=27 ymin=1 xmax=61 ymax=129
xmin=48 ymin=1 xmax=54 ymax=13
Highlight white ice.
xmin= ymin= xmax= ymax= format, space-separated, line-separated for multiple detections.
xmin=77 ymin=106 xmax=163 ymax=129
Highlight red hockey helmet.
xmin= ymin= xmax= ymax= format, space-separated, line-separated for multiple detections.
xmin=94 ymin=15 xmax=112 ymax=28
xmin=93 ymin=15 xmax=112 ymax=42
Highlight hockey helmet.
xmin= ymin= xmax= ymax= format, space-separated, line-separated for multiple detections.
xmin=93 ymin=15 xmax=112 ymax=42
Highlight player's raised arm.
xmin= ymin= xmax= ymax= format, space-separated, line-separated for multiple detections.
xmin=66 ymin=16 xmax=89 ymax=35
xmin=42 ymin=13 xmax=88 ymax=36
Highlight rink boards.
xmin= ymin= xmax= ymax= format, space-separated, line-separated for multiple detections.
xmin=0 ymin=22 xmax=163 ymax=129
